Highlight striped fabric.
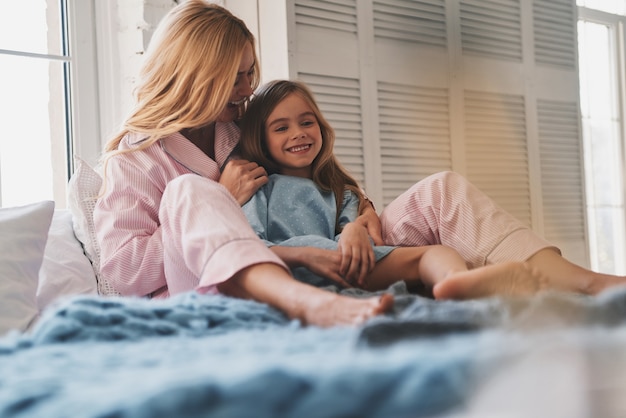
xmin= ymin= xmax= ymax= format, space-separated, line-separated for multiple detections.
xmin=380 ymin=171 xmax=558 ymax=269
xmin=95 ymin=125 xmax=556 ymax=298
xmin=94 ymin=123 xmax=284 ymax=298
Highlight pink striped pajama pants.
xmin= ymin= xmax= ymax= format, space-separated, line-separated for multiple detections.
xmin=160 ymin=174 xmax=286 ymax=295
xmin=162 ymin=171 xmax=555 ymax=294
xmin=380 ymin=171 xmax=556 ymax=269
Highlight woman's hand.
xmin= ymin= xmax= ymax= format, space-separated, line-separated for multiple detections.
xmin=220 ymin=159 xmax=268 ymax=205
xmin=270 ymin=246 xmax=352 ymax=288
xmin=355 ymin=202 xmax=384 ymax=245
xmin=338 ymin=222 xmax=375 ymax=286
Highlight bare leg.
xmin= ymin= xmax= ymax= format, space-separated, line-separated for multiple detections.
xmin=363 ymin=245 xmax=468 ymax=291
xmin=364 ymin=246 xmax=548 ymax=300
xmin=525 ymin=248 xmax=626 ymax=295
xmin=432 ymin=248 xmax=626 ymax=299
xmin=216 ymin=263 xmax=394 ymax=327
xmin=377 ymin=172 xmax=626 ymax=298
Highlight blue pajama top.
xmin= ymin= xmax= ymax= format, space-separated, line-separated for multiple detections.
xmin=242 ymin=174 xmax=395 ymax=287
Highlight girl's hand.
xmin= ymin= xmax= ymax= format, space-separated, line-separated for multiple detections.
xmin=302 ymin=247 xmax=353 ymax=288
xmin=271 ymin=246 xmax=352 ymax=288
xmin=338 ymin=222 xmax=375 ymax=287
xmin=355 ymin=203 xmax=384 ymax=245
xmin=220 ymin=159 xmax=268 ymax=205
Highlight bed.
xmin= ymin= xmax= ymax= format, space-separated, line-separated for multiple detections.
xmin=2 ymin=162 xmax=626 ymax=417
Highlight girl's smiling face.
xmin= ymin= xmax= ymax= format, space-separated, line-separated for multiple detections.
xmin=264 ymin=92 xmax=323 ymax=178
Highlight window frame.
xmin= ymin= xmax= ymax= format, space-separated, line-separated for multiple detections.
xmin=68 ymin=0 xmax=101 ymax=171
xmin=0 ymin=0 xmax=100 ymax=208
xmin=577 ymin=5 xmax=626 ymax=274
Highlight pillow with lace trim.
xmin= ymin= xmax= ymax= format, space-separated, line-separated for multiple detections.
xmin=67 ymin=156 xmax=120 ymax=296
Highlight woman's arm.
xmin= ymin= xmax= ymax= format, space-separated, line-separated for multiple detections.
xmin=219 ymin=159 xmax=268 ymax=205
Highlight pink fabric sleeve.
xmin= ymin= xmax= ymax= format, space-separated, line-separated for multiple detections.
xmin=95 ymin=125 xmax=278 ymax=298
xmin=95 ymin=156 xmax=168 ymax=297
xmin=96 ymin=162 xmax=287 ymax=297
xmin=379 ymin=171 xmax=558 ymax=269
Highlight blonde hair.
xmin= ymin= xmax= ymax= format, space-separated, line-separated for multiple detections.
xmin=239 ymin=80 xmax=367 ymax=231
xmin=101 ymin=0 xmax=259 ymax=162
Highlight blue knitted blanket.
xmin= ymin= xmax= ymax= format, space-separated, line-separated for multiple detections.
xmin=2 ymin=285 xmax=626 ymax=417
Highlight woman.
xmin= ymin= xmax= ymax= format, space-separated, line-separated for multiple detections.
xmin=93 ymin=0 xmax=393 ymax=327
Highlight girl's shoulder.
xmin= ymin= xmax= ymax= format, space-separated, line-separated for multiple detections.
xmin=264 ymin=174 xmax=327 ymax=197
xmin=267 ymin=174 xmax=318 ymax=189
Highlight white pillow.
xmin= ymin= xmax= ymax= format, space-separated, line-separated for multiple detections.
xmin=67 ymin=156 xmax=120 ymax=296
xmin=38 ymin=210 xmax=98 ymax=311
xmin=0 ymin=200 xmax=54 ymax=335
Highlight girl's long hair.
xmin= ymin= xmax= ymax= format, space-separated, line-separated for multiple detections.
xmin=239 ymin=80 xmax=367 ymax=231
xmin=101 ymin=0 xmax=259 ymax=164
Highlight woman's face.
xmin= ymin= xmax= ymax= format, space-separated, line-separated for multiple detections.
xmin=217 ymin=42 xmax=255 ymax=123
xmin=264 ymin=92 xmax=323 ymax=178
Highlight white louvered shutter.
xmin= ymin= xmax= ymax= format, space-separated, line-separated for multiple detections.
xmin=460 ymin=0 xmax=523 ymax=61
xmin=378 ymin=83 xmax=451 ymax=206
xmin=533 ymin=0 xmax=587 ymax=263
xmin=464 ymin=91 xmax=531 ymax=226
xmin=271 ymin=0 xmax=587 ymax=264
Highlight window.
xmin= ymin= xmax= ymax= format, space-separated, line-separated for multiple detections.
xmin=0 ymin=0 xmax=99 ymax=209
xmin=577 ymin=0 xmax=626 ymax=274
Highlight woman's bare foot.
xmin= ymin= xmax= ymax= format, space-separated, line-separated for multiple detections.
xmin=300 ymin=293 xmax=394 ymax=327
xmin=432 ymin=261 xmax=549 ymax=300
xmin=585 ymin=274 xmax=626 ymax=295
xmin=526 ymin=248 xmax=626 ymax=295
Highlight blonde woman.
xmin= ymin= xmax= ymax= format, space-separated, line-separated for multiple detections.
xmin=94 ymin=0 xmax=393 ymax=327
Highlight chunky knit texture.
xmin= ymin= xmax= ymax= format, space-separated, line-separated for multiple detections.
xmin=3 ymin=287 xmax=626 ymax=417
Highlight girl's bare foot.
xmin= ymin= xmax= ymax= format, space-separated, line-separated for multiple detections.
xmin=432 ymin=261 xmax=549 ymax=300
xmin=300 ymin=293 xmax=394 ymax=327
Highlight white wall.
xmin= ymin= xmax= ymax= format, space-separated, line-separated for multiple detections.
xmin=94 ymin=0 xmax=285 ymax=142
xmin=94 ymin=0 xmax=175 ymax=146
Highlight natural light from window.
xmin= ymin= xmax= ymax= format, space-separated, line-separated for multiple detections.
xmin=577 ymin=0 xmax=626 ymax=15
xmin=0 ymin=0 xmax=68 ymax=208
xmin=577 ymin=0 xmax=626 ymax=275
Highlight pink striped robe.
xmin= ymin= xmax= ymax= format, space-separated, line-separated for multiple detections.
xmin=94 ymin=123 xmax=285 ymax=298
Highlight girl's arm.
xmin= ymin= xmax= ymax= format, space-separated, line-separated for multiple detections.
xmin=242 ymin=186 xmax=352 ymax=288
xmin=354 ymin=198 xmax=384 ymax=245
xmin=269 ymin=245 xmax=351 ymax=288
xmin=336 ymin=191 xmax=376 ymax=285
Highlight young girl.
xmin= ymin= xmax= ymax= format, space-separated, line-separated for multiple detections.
xmin=239 ymin=80 xmax=545 ymax=297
